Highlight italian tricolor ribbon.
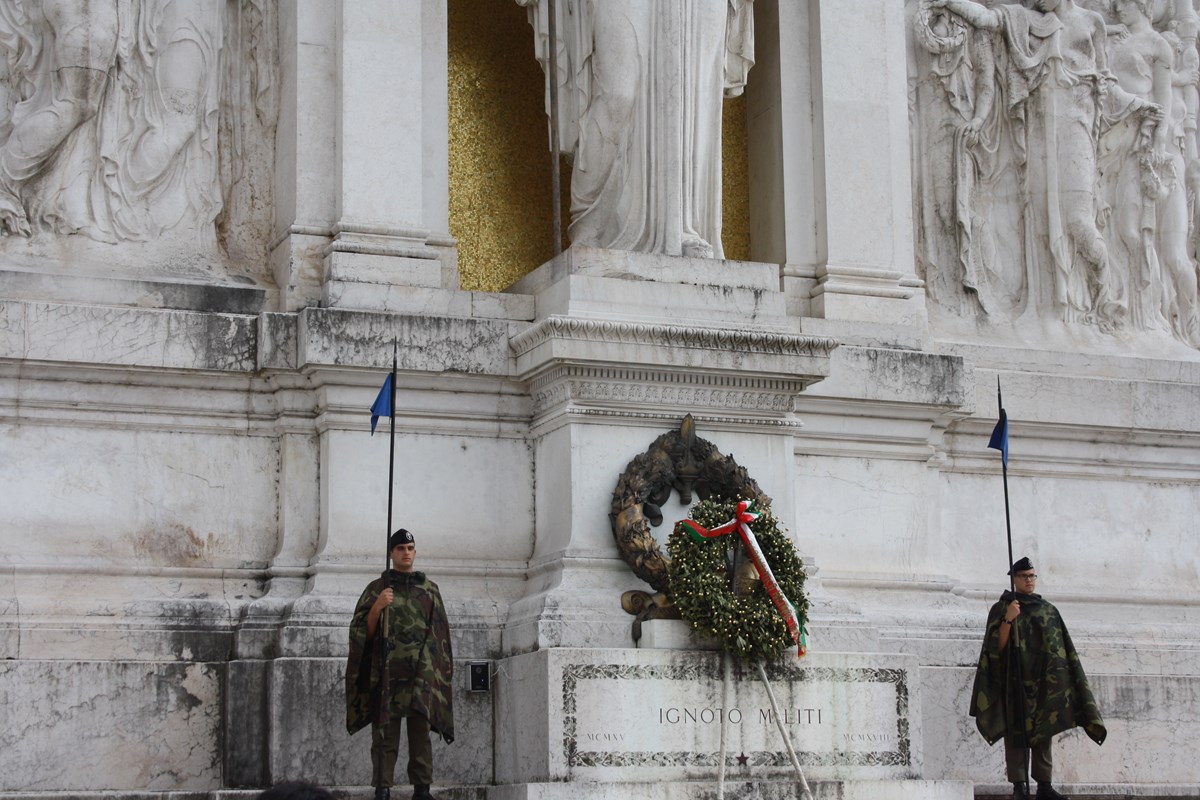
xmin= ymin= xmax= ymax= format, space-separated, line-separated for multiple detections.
xmin=676 ymin=500 xmax=807 ymax=657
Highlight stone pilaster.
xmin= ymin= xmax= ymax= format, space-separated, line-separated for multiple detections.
xmin=747 ymin=0 xmax=926 ymax=333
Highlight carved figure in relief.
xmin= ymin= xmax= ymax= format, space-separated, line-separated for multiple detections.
xmin=1100 ymin=0 xmax=1200 ymax=342
xmin=518 ymin=0 xmax=754 ymax=259
xmin=0 ymin=0 xmax=119 ymax=235
xmin=910 ymin=1 xmax=976 ymax=313
xmin=912 ymin=0 xmax=1029 ymax=318
xmin=1163 ymin=1 xmax=1200 ymax=266
xmin=925 ymin=0 xmax=1165 ymax=333
xmin=0 ymin=0 xmax=274 ymax=254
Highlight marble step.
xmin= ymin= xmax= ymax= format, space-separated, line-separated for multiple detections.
xmin=1 ymin=783 xmax=1197 ymax=800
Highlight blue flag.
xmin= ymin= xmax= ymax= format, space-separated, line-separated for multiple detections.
xmin=370 ymin=373 xmax=393 ymax=435
xmin=988 ymin=408 xmax=1008 ymax=466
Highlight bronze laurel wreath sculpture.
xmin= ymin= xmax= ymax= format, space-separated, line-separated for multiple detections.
xmin=609 ymin=415 xmax=771 ymax=595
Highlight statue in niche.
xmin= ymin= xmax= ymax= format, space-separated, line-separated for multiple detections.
xmin=927 ymin=0 xmax=1165 ymax=333
xmin=0 ymin=0 xmax=276 ymax=261
xmin=517 ymin=0 xmax=754 ymax=259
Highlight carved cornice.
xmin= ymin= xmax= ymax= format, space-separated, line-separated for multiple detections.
xmin=565 ymin=408 xmax=804 ymax=428
xmin=527 ymin=364 xmax=802 ymax=419
xmin=527 ymin=364 xmax=804 ymax=394
xmin=532 ymin=381 xmax=796 ymax=415
xmin=510 ymin=315 xmax=838 ymax=359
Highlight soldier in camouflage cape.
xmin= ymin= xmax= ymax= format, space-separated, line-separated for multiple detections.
xmin=346 ymin=529 xmax=454 ymax=800
xmin=970 ymin=557 xmax=1105 ymax=800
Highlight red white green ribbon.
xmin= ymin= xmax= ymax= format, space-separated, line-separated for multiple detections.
xmin=676 ymin=500 xmax=807 ymax=657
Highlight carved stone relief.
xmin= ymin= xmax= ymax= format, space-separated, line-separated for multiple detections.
xmin=0 ymin=0 xmax=277 ymax=279
xmin=909 ymin=0 xmax=1200 ymax=350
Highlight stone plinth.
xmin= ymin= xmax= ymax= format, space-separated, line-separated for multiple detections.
xmin=494 ymin=648 xmax=924 ymax=786
xmin=489 ymin=780 xmax=973 ymax=800
xmin=509 ymin=246 xmax=792 ymax=331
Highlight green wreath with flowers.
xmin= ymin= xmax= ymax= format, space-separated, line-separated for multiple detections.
xmin=667 ymin=497 xmax=809 ymax=663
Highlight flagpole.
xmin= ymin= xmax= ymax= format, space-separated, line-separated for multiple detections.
xmin=997 ymin=380 xmax=1015 ymax=596
xmin=386 ymin=339 xmax=397 ymax=569
xmin=993 ymin=378 xmax=1031 ymax=793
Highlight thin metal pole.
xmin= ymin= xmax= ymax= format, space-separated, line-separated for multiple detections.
xmin=547 ymin=0 xmax=563 ymax=255
xmin=996 ymin=379 xmax=1031 ymax=792
xmin=755 ymin=663 xmax=814 ymax=800
xmin=717 ymin=653 xmax=731 ymax=800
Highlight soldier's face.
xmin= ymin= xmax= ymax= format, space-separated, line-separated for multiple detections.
xmin=391 ymin=542 xmax=416 ymax=572
xmin=1013 ymin=569 xmax=1038 ymax=594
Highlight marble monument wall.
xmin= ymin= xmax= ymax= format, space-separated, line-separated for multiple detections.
xmin=0 ymin=0 xmax=1198 ymax=797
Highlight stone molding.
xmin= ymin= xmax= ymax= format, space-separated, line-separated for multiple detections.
xmin=529 ymin=366 xmax=800 ymax=417
xmin=325 ymin=225 xmax=440 ymax=261
xmin=565 ymin=408 xmax=806 ymax=430
xmin=511 ymin=315 xmax=838 ymax=360
xmin=811 ymin=264 xmax=918 ymax=301
xmin=269 ymin=223 xmax=333 ymax=251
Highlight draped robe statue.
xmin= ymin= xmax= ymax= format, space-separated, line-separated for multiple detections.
xmin=519 ymin=0 xmax=754 ymax=259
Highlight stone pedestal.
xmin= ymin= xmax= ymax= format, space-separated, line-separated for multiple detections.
xmin=501 ymin=248 xmax=837 ymax=655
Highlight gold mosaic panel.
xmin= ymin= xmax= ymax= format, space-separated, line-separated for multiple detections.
xmin=722 ymin=93 xmax=750 ymax=263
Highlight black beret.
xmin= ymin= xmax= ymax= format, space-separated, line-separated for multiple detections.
xmin=1008 ymin=556 xmax=1034 ymax=575
xmin=388 ymin=528 xmax=415 ymax=549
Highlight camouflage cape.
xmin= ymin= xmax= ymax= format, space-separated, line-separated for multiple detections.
xmin=969 ymin=590 xmax=1106 ymax=748
xmin=345 ymin=570 xmax=455 ymax=743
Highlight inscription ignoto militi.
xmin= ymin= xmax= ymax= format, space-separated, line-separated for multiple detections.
xmin=657 ymin=707 xmax=824 ymax=725
xmin=561 ymin=661 xmax=912 ymax=770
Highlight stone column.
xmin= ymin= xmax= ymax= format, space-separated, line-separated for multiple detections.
xmin=320 ymin=0 xmax=454 ymax=312
xmin=748 ymin=0 xmax=926 ymax=332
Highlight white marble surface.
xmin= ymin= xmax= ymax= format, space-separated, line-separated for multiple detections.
xmin=0 ymin=0 xmax=1199 ymax=796
xmin=0 ymin=300 xmax=259 ymax=371
xmin=0 ymin=661 xmax=222 ymax=791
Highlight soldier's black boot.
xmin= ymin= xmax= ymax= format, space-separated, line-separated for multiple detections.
xmin=1012 ymin=782 xmax=1030 ymax=800
xmin=374 ymin=788 xmax=390 ymax=800
xmin=412 ymin=785 xmax=437 ymax=800
xmin=1036 ymin=783 xmax=1069 ymax=800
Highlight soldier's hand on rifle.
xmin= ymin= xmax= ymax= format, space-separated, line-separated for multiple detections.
xmin=373 ymin=588 xmax=395 ymax=613
xmin=997 ymin=599 xmax=1021 ymax=652
xmin=1005 ymin=599 xmax=1020 ymax=622
xmin=366 ymin=588 xmax=395 ymax=639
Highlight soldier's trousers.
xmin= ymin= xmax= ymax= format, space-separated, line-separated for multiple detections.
xmin=1004 ymin=736 xmax=1052 ymax=784
xmin=372 ymin=714 xmax=433 ymax=788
